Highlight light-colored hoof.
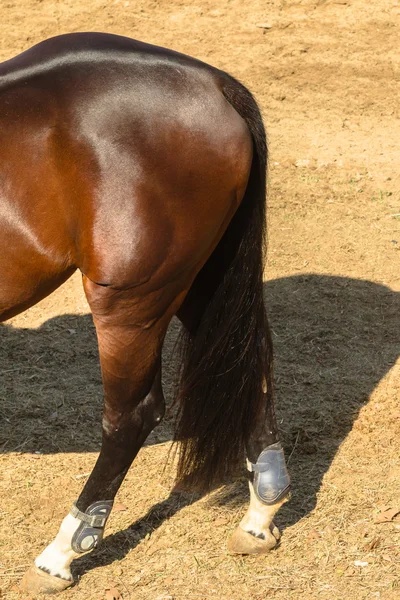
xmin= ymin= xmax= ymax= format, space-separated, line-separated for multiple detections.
xmin=228 ymin=523 xmax=280 ymax=555
xmin=21 ymin=565 xmax=73 ymax=595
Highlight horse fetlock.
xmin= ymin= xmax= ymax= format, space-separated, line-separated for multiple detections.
xmin=247 ymin=442 xmax=291 ymax=505
xmin=22 ymin=500 xmax=113 ymax=594
xmin=228 ymin=449 xmax=290 ymax=557
xmin=239 ymin=489 xmax=285 ymax=541
xmin=21 ymin=514 xmax=79 ymax=593
xmin=70 ymin=500 xmax=113 ymax=553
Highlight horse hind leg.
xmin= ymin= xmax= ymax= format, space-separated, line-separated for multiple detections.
xmin=22 ymin=276 xmax=185 ymax=594
xmin=229 ymin=375 xmax=291 ymax=554
xmin=178 ymin=285 xmax=291 ymax=554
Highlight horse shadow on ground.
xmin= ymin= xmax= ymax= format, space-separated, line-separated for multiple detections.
xmin=1 ymin=275 xmax=399 ymax=573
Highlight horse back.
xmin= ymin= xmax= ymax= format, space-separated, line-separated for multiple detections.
xmin=0 ymin=33 xmax=252 ymax=295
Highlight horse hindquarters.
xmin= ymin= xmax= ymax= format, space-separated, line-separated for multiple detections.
xmin=20 ymin=56 xmax=290 ymax=594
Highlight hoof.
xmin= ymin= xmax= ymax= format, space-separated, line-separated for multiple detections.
xmin=21 ymin=565 xmax=74 ymax=595
xmin=228 ymin=524 xmax=279 ymax=555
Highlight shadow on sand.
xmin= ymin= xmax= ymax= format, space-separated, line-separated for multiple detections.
xmin=1 ymin=275 xmax=399 ymax=571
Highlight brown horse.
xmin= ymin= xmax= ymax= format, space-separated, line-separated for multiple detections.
xmin=0 ymin=32 xmax=290 ymax=594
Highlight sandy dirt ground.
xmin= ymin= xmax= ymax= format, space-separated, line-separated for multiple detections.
xmin=0 ymin=1 xmax=399 ymax=599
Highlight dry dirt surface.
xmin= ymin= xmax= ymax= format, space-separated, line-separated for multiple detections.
xmin=0 ymin=1 xmax=399 ymax=599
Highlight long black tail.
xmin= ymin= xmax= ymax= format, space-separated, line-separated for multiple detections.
xmin=173 ymin=75 xmax=273 ymax=492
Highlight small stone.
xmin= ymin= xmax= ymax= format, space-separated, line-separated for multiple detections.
xmin=295 ymin=159 xmax=310 ymax=167
xmin=354 ymin=560 xmax=369 ymax=567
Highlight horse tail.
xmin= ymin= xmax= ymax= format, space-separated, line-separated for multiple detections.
xmin=173 ymin=75 xmax=273 ymax=492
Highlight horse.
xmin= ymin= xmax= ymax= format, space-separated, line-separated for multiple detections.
xmin=0 ymin=32 xmax=290 ymax=594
